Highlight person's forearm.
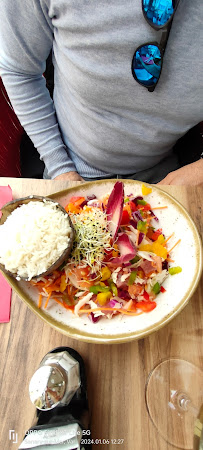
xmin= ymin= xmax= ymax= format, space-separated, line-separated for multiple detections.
xmin=158 ymin=159 xmax=203 ymax=185
xmin=0 ymin=69 xmax=76 ymax=178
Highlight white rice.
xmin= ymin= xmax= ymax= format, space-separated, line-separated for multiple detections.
xmin=0 ymin=200 xmax=73 ymax=280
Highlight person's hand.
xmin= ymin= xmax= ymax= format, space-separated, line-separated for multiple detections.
xmin=157 ymin=159 xmax=203 ymax=186
xmin=54 ymin=171 xmax=84 ymax=181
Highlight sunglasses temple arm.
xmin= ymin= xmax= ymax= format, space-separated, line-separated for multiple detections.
xmin=147 ymin=20 xmax=173 ymax=93
xmin=159 ymin=20 xmax=173 ymax=56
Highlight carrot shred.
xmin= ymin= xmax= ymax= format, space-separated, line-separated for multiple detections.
xmin=53 ymin=297 xmax=64 ymax=306
xmin=78 ymin=307 xmax=118 ymax=314
xmin=78 ymin=307 xmax=142 ymax=316
xmin=67 ymin=284 xmax=71 ymax=296
xmin=152 ymin=206 xmax=168 ymax=210
xmin=67 ymin=284 xmax=77 ymax=302
xmin=168 ymin=239 xmax=181 ymax=253
xmin=44 ymin=291 xmax=52 ymax=309
xmin=163 ymin=233 xmax=174 ymax=246
xmin=38 ymin=294 xmax=43 ymax=309
xmin=62 ymin=303 xmax=75 ymax=311
xmin=32 ymin=280 xmax=47 ymax=287
xmin=45 ymin=279 xmax=61 ymax=293
xmin=146 ymin=215 xmax=153 ymax=224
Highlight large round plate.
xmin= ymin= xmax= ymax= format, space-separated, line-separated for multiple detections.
xmin=1 ymin=180 xmax=202 ymax=344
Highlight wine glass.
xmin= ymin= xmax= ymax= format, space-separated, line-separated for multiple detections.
xmin=145 ymin=358 xmax=203 ymax=449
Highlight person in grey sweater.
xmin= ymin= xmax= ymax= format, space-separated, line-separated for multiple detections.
xmin=0 ymin=0 xmax=202 ymax=184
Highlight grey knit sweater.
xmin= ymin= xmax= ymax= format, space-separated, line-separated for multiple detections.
xmin=0 ymin=0 xmax=202 ymax=179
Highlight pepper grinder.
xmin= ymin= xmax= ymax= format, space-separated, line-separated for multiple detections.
xmin=29 ymin=348 xmax=81 ymax=410
xmin=18 ymin=347 xmax=91 ymax=449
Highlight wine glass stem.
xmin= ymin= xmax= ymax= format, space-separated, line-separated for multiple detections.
xmin=173 ymin=390 xmax=199 ymax=418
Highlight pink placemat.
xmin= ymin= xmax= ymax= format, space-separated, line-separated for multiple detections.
xmin=0 ymin=186 xmax=13 ymax=323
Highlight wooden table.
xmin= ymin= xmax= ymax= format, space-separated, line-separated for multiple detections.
xmin=0 ymin=178 xmax=202 ymax=450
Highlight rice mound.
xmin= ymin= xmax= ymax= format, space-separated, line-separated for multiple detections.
xmin=0 ymin=200 xmax=73 ymax=280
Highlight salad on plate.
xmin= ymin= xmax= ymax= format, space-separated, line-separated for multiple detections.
xmin=31 ymin=182 xmax=182 ymax=322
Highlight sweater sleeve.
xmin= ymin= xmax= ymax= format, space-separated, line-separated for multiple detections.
xmin=0 ymin=0 xmax=76 ymax=178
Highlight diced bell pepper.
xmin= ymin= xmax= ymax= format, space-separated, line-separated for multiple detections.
xmin=141 ymin=184 xmax=152 ymax=196
xmin=152 ymin=241 xmax=167 ymax=259
xmin=130 ymin=255 xmax=140 ymax=264
xmin=168 ymin=266 xmax=182 ymax=275
xmin=59 ymin=275 xmax=67 ymax=292
xmin=112 ymin=243 xmax=119 ymax=257
xmin=100 ymin=266 xmax=111 ymax=281
xmin=108 ymin=280 xmax=118 ymax=296
xmin=137 ymin=220 xmax=147 ymax=234
xmin=139 ymin=241 xmax=167 ymax=259
xmin=137 ymin=199 xmax=147 ymax=206
xmin=156 ymin=234 xmax=165 ymax=245
xmin=128 ymin=271 xmax=137 ymax=285
xmin=97 ymin=291 xmax=112 ymax=306
xmin=89 ymin=284 xmax=110 ymax=294
xmin=152 ymin=282 xmax=161 ymax=294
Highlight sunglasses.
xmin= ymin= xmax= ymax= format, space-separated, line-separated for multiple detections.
xmin=132 ymin=0 xmax=180 ymax=92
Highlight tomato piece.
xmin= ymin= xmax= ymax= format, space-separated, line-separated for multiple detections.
xmin=129 ymin=201 xmax=137 ymax=212
xmin=160 ymin=286 xmax=166 ymax=293
xmin=146 ymin=227 xmax=155 ymax=239
xmin=143 ymin=290 xmax=150 ymax=301
xmin=137 ymin=203 xmax=151 ymax=211
xmin=136 ymin=301 xmax=157 ymax=312
xmin=143 ymin=203 xmax=151 ymax=211
xmin=69 ymin=266 xmax=94 ymax=289
xmin=65 ymin=196 xmax=86 ymax=212
xmin=65 ymin=203 xmax=81 ymax=214
xmin=74 ymin=267 xmax=90 ymax=278
xmin=68 ymin=196 xmax=85 ymax=204
xmin=103 ymin=249 xmax=113 ymax=262
xmin=151 ymin=228 xmax=163 ymax=241
xmin=120 ymin=209 xmax=130 ymax=225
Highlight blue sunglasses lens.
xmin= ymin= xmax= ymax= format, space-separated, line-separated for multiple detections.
xmin=132 ymin=44 xmax=162 ymax=87
xmin=143 ymin=0 xmax=175 ymax=27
